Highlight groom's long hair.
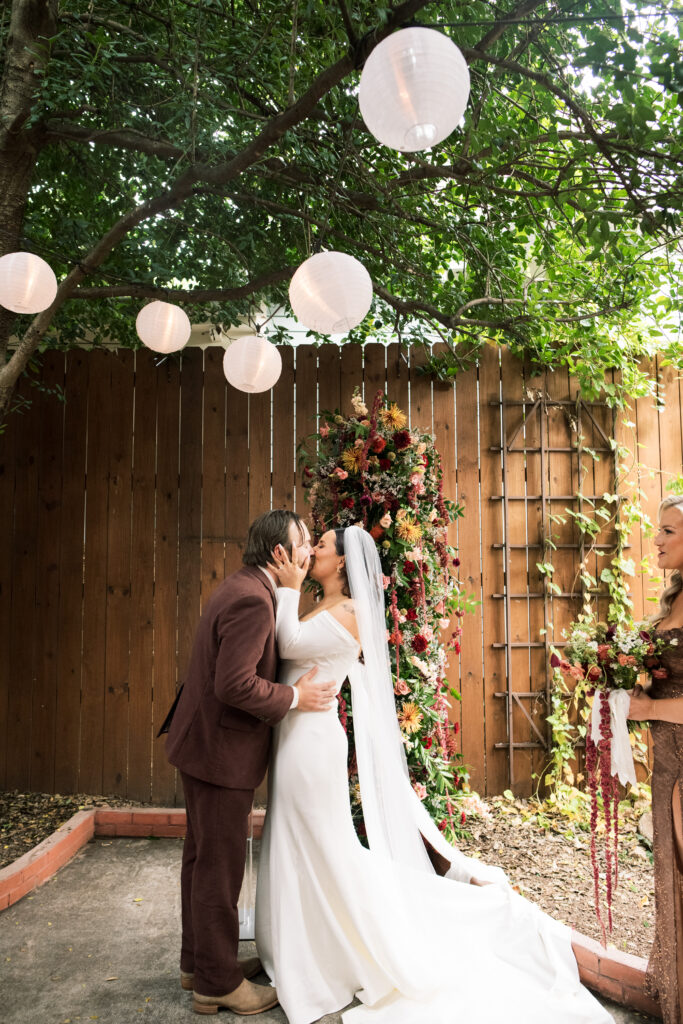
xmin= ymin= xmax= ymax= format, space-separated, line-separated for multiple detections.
xmin=243 ymin=509 xmax=304 ymax=568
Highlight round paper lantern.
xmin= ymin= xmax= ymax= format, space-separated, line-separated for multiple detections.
xmin=358 ymin=27 xmax=470 ymax=151
xmin=0 ymin=252 xmax=58 ymax=314
xmin=136 ymin=300 xmax=191 ymax=353
xmin=289 ymin=251 xmax=372 ymax=334
xmin=223 ymin=335 xmax=282 ymax=393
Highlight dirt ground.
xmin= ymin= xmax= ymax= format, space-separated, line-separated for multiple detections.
xmin=456 ymin=794 xmax=654 ymax=957
xmin=0 ymin=789 xmax=655 ymax=960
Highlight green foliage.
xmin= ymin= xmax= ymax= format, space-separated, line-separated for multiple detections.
xmin=2 ymin=0 xmax=682 ymax=402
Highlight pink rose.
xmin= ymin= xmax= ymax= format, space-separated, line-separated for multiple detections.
xmin=412 ymin=783 xmax=427 ymax=801
xmin=394 ymin=678 xmax=411 ymax=696
xmin=319 ymin=424 xmax=330 ymax=438
xmin=333 ymin=468 xmax=349 ymax=480
xmin=568 ymin=664 xmax=585 ymax=680
xmin=380 ymin=513 xmax=392 ymax=528
xmin=382 ymin=575 xmax=390 ymax=590
xmin=586 ymin=665 xmax=602 ymax=681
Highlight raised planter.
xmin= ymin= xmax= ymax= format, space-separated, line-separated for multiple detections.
xmin=0 ymin=806 xmax=660 ymax=1018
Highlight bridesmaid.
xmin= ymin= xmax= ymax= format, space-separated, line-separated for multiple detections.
xmin=629 ymin=493 xmax=683 ymax=1024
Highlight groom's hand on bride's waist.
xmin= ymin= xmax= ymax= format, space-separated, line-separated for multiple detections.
xmin=293 ymin=667 xmax=338 ymax=712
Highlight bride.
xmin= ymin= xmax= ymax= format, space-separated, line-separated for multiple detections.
xmin=255 ymin=525 xmax=613 ymax=1024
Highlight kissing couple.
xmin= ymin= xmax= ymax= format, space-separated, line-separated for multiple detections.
xmin=165 ymin=509 xmax=614 ymax=1023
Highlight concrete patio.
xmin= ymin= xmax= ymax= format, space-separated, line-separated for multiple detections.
xmin=0 ymin=837 xmax=659 ymax=1023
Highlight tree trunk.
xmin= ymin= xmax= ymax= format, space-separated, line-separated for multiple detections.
xmin=0 ymin=1 xmax=57 ymax=414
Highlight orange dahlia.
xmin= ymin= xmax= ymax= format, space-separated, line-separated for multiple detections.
xmin=378 ymin=402 xmax=407 ymax=430
xmin=398 ymin=701 xmax=423 ymax=734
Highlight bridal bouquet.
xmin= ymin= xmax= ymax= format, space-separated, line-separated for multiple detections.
xmin=551 ymin=615 xmax=674 ymax=941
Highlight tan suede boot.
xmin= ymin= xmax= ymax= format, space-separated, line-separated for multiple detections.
xmin=181 ymin=956 xmax=262 ymax=991
xmin=193 ymin=978 xmax=279 ymax=1015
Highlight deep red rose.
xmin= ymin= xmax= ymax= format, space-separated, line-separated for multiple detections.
xmin=461 ymin=811 xmax=467 ymax=826
xmin=438 ymin=819 xmax=448 ymax=833
xmin=405 ymin=608 xmax=418 ymax=621
xmin=550 ymin=653 xmax=561 ymax=669
xmin=453 ymin=641 xmax=461 ymax=655
xmin=411 ymin=634 xmax=429 ymax=653
xmin=423 ymin=736 xmax=433 ymax=749
xmin=453 ymin=721 xmax=460 ymax=735
xmin=403 ymin=560 xmax=416 ymax=575
xmin=379 ymin=457 xmax=392 ymax=471
xmin=371 ymin=437 xmax=387 ymax=453
xmin=392 ymin=430 xmax=411 ymax=450
xmin=370 ymin=524 xmax=384 ymax=540
xmin=452 ymin=557 xmax=461 ymax=567
xmin=342 ymin=497 xmax=355 ymax=509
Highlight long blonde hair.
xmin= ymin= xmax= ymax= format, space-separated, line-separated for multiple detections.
xmin=652 ymin=493 xmax=683 ymax=624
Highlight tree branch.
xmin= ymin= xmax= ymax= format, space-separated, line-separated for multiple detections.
xmin=70 ymin=268 xmax=294 ymax=302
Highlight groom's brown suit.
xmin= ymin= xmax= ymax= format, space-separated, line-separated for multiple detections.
xmin=166 ymin=565 xmax=293 ymax=996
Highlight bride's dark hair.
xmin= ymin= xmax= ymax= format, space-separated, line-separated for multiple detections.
xmin=334 ymin=528 xmax=351 ymax=598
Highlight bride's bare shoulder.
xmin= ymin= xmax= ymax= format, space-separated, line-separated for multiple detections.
xmin=328 ymin=599 xmax=360 ymax=642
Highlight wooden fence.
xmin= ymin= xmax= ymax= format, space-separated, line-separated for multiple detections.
xmin=0 ymin=343 xmax=679 ymax=804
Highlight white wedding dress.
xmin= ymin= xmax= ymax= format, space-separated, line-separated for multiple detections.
xmin=255 ymin=588 xmax=613 ymax=1024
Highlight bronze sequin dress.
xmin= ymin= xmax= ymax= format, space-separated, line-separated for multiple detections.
xmin=647 ymin=627 xmax=683 ymax=1024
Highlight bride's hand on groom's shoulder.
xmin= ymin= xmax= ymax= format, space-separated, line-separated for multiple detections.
xmin=268 ymin=543 xmax=309 ymax=590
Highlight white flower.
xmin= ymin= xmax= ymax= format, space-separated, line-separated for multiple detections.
xmin=351 ymin=392 xmax=369 ymax=417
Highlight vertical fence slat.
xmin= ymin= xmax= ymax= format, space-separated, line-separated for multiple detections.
xmin=431 ymin=365 xmax=461 ymax=754
xmin=318 ymin=344 xmax=341 ymax=421
xmin=340 ymin=344 xmax=363 ymax=415
xmin=6 ymin=374 xmax=41 ymax=790
xmin=500 ymin=349 xmax=535 ymax=795
xmin=478 ymin=347 xmax=508 ymax=795
xmin=294 ymin=347 xmax=317 ymax=518
xmin=248 ymin=387 xmax=272 ymax=523
xmin=31 ymin=354 xmax=65 ymax=793
xmin=127 ymin=352 xmax=157 ymax=802
xmin=54 ymin=352 xmax=88 ymax=793
xmin=385 ymin=345 xmax=410 ymax=414
xmin=177 ymin=350 xmax=203 ymax=693
xmin=201 ymin=349 xmax=226 ymax=607
xmin=79 ymin=351 xmax=112 ymax=793
xmin=454 ymin=363 xmax=485 ymax=789
xmin=522 ymin=361 xmax=550 ymax=788
xmin=0 ymin=382 xmax=17 ymax=787
xmin=225 ymin=370 xmax=249 ymax=577
xmin=102 ymin=350 xmax=134 ymax=796
xmin=152 ymin=357 xmax=181 ymax=805
xmin=363 ymin=343 xmax=386 ymax=406
xmin=272 ymin=347 xmax=295 ymax=512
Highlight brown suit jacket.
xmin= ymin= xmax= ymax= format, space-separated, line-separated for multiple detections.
xmin=165 ymin=565 xmax=294 ymax=789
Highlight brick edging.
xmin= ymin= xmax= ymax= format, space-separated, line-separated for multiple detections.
xmin=0 ymin=807 xmax=660 ymax=1017
xmin=0 ymin=807 xmax=265 ymax=913
xmin=571 ymin=931 xmax=661 ymax=1018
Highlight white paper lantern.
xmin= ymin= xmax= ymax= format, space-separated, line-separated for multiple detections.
xmin=289 ymin=251 xmax=372 ymax=334
xmin=223 ymin=335 xmax=282 ymax=393
xmin=136 ymin=300 xmax=191 ymax=353
xmin=359 ymin=27 xmax=470 ymax=151
xmin=0 ymin=252 xmax=58 ymax=314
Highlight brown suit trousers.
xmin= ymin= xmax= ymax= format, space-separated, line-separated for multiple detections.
xmin=166 ymin=566 xmax=293 ymax=995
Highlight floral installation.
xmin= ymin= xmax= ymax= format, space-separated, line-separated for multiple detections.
xmin=550 ymin=614 xmax=675 ymax=942
xmin=299 ymin=387 xmax=475 ymax=842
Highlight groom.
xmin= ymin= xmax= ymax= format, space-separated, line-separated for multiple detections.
xmin=166 ymin=509 xmax=337 ymax=1016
